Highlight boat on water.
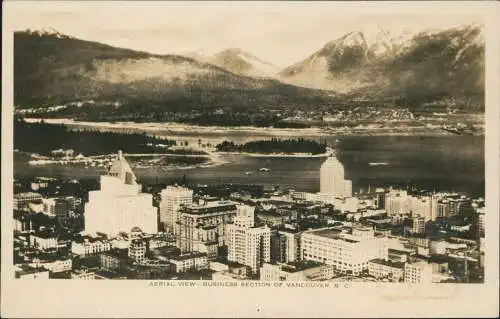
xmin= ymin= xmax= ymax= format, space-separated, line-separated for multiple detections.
xmin=369 ymin=162 xmax=389 ymax=166
xmin=245 ymin=171 xmax=253 ymax=175
xmin=259 ymin=168 xmax=271 ymax=172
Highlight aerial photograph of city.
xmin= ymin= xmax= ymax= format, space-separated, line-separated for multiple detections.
xmin=9 ymin=3 xmax=486 ymax=286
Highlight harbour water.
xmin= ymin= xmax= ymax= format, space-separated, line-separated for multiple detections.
xmin=14 ymin=134 xmax=485 ymax=196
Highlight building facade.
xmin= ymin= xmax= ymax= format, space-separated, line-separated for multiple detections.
xmin=227 ymin=223 xmax=271 ymax=275
xmin=84 ymin=151 xmax=157 ymax=236
xmin=301 ymin=227 xmax=388 ymax=276
xmin=320 ymin=156 xmax=348 ymax=198
xmin=159 ymin=185 xmax=193 ymax=233
xmin=404 ymin=260 xmax=433 ymax=284
xmin=177 ymin=201 xmax=237 ymax=259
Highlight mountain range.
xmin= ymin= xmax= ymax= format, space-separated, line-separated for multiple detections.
xmin=279 ymin=25 xmax=484 ymax=109
xmin=14 ymin=25 xmax=484 ymax=113
xmin=186 ymin=48 xmax=281 ymax=78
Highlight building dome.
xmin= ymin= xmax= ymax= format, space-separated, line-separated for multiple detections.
xmin=130 ymin=226 xmax=142 ymax=233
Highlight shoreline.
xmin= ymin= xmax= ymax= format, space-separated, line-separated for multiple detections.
xmin=22 ymin=118 xmax=484 ymax=137
xmin=216 ymin=150 xmax=333 ymax=158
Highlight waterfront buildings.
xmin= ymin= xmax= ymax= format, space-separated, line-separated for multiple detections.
xmin=320 ymin=155 xmax=351 ymax=198
xmin=84 ymin=151 xmax=157 ymax=236
xmin=159 ymin=185 xmax=193 ymax=233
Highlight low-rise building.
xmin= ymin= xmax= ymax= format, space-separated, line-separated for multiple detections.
xmin=169 ymin=252 xmax=208 ymax=273
xmin=14 ymin=192 xmax=43 ymax=210
xmin=71 ymin=236 xmax=111 ymax=256
xmin=404 ymin=260 xmax=433 ymax=284
xmin=71 ymin=269 xmax=96 ymax=279
xmin=30 ymin=258 xmax=72 ymax=273
xmin=30 ymin=232 xmax=58 ymax=250
xmin=260 ymin=261 xmax=335 ymax=281
xmin=100 ymin=249 xmax=129 ymax=273
xmin=367 ymin=259 xmax=404 ymax=282
xmin=301 ymin=227 xmax=388 ymax=276
xmin=15 ymin=265 xmax=49 ymax=279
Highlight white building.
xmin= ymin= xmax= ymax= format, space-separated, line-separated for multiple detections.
xmin=227 ymin=223 xmax=271 ymax=275
xmin=404 ymin=260 xmax=433 ymax=284
xmin=367 ymin=259 xmax=405 ymax=282
xmin=385 ymin=190 xmax=411 ymax=216
xmin=30 ymin=258 xmax=72 ymax=273
xmin=320 ymin=156 xmax=348 ymax=198
xmin=15 ymin=265 xmax=49 ymax=279
xmin=71 ymin=237 xmax=111 ymax=256
xmin=14 ymin=192 xmax=43 ymax=210
xmin=41 ymin=198 xmax=56 ymax=217
xmin=260 ymin=262 xmax=334 ymax=281
xmin=29 ymin=232 xmax=58 ymax=250
xmin=71 ymin=269 xmax=95 ymax=280
xmin=412 ymin=216 xmax=426 ymax=234
xmin=169 ymin=252 xmax=208 ymax=273
xmin=344 ymin=180 xmax=353 ymax=198
xmin=84 ymin=151 xmax=157 ymax=236
xmin=159 ymin=185 xmax=193 ymax=233
xmin=301 ymin=227 xmax=388 ymax=276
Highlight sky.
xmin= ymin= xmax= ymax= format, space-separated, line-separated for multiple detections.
xmin=5 ymin=1 xmax=486 ymax=67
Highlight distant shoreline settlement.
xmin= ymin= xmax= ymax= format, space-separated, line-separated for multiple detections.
xmin=13 ymin=151 xmax=484 ymax=283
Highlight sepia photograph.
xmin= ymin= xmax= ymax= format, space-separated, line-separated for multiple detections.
xmin=2 ymin=1 xmax=499 ymax=318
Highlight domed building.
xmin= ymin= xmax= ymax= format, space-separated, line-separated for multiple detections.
xmin=320 ymin=154 xmax=352 ymax=198
xmin=84 ymin=151 xmax=157 ymax=236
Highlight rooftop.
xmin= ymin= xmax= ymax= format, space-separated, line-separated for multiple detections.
xmin=280 ymin=260 xmax=324 ymax=273
xmin=170 ymin=252 xmax=207 ymax=261
xmin=369 ymin=258 xmax=405 ymax=269
xmin=308 ymin=228 xmax=342 ymax=239
xmin=15 ymin=264 xmax=48 ymax=276
xmin=183 ymin=201 xmax=237 ymax=215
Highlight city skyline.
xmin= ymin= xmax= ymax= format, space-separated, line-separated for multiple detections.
xmin=3 ymin=1 xmax=498 ymax=318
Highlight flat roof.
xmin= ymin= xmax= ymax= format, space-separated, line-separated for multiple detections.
xmin=369 ymin=258 xmax=405 ymax=269
xmin=170 ymin=252 xmax=207 ymax=261
xmin=308 ymin=228 xmax=342 ymax=239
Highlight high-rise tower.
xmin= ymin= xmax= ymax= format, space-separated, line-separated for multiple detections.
xmin=84 ymin=151 xmax=157 ymax=236
xmin=320 ymin=154 xmax=347 ymax=197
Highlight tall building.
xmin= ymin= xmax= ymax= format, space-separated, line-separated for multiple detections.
xmin=84 ymin=151 xmax=157 ymax=236
xmin=128 ymin=239 xmax=147 ymax=264
xmin=270 ymin=230 xmax=301 ymax=264
xmin=176 ymin=200 xmax=237 ymax=259
xmin=385 ymin=190 xmax=411 ymax=216
xmin=227 ymin=223 xmax=271 ymax=275
xmin=320 ymin=155 xmax=346 ymax=198
xmin=159 ymin=186 xmax=193 ymax=233
xmin=54 ymin=196 xmax=76 ymax=228
xmin=410 ymin=196 xmax=433 ymax=221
